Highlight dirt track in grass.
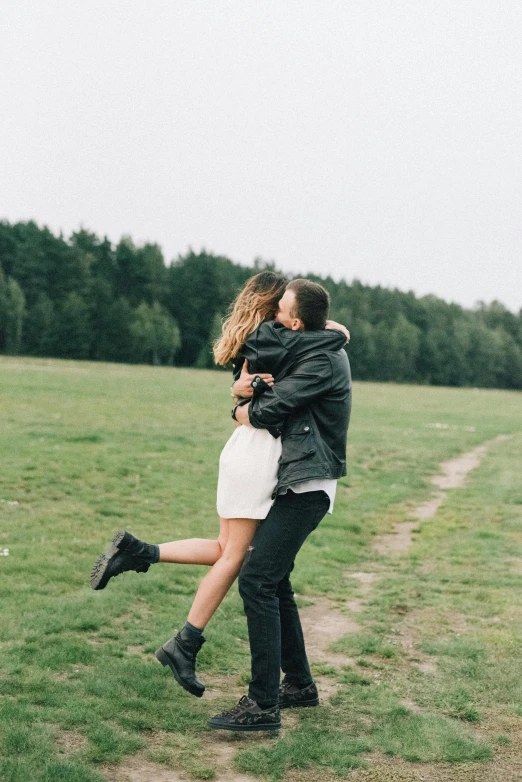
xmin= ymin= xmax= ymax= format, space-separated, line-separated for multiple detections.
xmin=373 ymin=435 xmax=510 ymax=557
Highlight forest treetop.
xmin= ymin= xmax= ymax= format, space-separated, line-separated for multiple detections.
xmin=1 ymin=220 xmax=521 ymax=390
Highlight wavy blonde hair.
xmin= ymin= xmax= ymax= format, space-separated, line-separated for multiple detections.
xmin=214 ymin=271 xmax=288 ymax=366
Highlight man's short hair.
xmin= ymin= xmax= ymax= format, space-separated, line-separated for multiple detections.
xmin=286 ymin=279 xmax=330 ymax=330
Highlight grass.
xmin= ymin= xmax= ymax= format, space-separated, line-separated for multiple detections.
xmin=1 ymin=355 xmax=522 ymax=780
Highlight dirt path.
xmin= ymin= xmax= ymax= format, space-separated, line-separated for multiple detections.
xmin=299 ymin=434 xmax=514 ymax=782
xmin=373 ymin=435 xmax=510 ymax=557
xmin=300 ymin=596 xmax=360 ymax=667
xmin=104 ymin=756 xmax=259 ymax=782
xmin=103 ymin=736 xmax=262 ymax=782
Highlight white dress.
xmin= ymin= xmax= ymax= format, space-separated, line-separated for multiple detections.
xmin=216 ymin=425 xmax=282 ymax=519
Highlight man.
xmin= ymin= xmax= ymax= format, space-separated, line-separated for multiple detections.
xmin=207 ymin=278 xmax=351 ymax=732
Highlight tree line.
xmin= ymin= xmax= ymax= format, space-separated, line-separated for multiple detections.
xmin=1 ymin=220 xmax=521 ymax=390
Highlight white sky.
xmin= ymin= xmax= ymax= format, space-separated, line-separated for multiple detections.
xmin=1 ymin=1 xmax=521 ymax=312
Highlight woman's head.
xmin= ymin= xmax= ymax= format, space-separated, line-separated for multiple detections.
xmin=213 ymin=271 xmax=288 ymax=365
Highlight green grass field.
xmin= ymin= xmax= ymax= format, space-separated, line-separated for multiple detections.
xmin=1 ymin=356 xmax=522 ymax=782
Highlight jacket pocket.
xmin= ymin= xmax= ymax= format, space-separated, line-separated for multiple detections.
xmin=279 ymin=426 xmax=316 ymax=464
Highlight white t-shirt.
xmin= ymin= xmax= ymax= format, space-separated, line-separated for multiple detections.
xmin=284 ymin=479 xmax=337 ymax=514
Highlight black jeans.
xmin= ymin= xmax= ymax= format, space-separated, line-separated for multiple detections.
xmin=238 ymin=489 xmax=330 ymax=706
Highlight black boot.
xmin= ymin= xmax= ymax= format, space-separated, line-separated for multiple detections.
xmin=155 ymin=626 xmax=206 ymax=698
xmin=90 ymin=530 xmax=159 ymax=591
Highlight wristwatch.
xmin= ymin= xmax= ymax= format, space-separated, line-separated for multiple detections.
xmin=231 ymin=404 xmax=239 ymax=421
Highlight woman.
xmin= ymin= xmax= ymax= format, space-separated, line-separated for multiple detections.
xmin=90 ymin=272 xmax=348 ymax=697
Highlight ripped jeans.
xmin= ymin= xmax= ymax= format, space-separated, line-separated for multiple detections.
xmin=238 ymin=489 xmax=330 ymax=706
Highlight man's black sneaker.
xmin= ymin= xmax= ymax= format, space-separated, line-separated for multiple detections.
xmin=279 ymin=680 xmax=319 ymax=709
xmin=208 ymin=696 xmax=281 ymax=732
xmin=90 ymin=530 xmax=152 ymax=590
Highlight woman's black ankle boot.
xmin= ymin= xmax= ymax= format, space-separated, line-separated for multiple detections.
xmin=90 ymin=530 xmax=159 ymax=591
xmin=155 ymin=626 xmax=206 ymax=697
xmin=115 ymin=530 xmax=160 ymax=563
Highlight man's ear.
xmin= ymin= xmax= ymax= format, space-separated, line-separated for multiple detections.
xmin=290 ymin=318 xmax=305 ymax=331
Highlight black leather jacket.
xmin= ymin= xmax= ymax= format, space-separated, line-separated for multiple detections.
xmin=234 ymin=322 xmax=352 ymax=497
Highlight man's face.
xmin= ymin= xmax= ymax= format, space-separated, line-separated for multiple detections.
xmin=276 ymin=289 xmax=303 ymax=331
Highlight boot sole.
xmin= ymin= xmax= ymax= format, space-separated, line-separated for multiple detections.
xmin=207 ymin=720 xmax=281 ymax=732
xmin=155 ymin=647 xmax=204 ymax=698
xmin=279 ymin=698 xmax=319 ymax=709
xmin=90 ymin=531 xmax=127 ymax=591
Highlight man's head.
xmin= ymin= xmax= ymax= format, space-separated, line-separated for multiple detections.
xmin=276 ymin=279 xmax=330 ymax=331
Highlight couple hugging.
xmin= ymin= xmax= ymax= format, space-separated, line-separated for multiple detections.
xmin=90 ymin=272 xmax=352 ymax=732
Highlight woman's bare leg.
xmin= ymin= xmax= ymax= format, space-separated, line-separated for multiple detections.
xmin=158 ymin=519 xmax=229 ymax=565
xmin=187 ymin=518 xmax=257 ymax=630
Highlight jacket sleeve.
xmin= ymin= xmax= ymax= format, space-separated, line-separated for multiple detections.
xmin=240 ymin=322 xmax=346 ymax=377
xmin=248 ymin=353 xmax=333 ymax=430
xmin=238 ymin=322 xmax=286 ymax=376
xmin=283 ymin=328 xmax=346 ymax=354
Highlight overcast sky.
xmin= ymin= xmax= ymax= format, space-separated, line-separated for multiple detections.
xmin=1 ymin=1 xmax=521 ymax=312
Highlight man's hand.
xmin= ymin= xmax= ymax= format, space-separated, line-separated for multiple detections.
xmin=235 ymin=402 xmax=252 ymax=426
xmin=232 ymin=360 xmax=274 ymax=399
xmin=325 ymin=320 xmax=350 ymax=344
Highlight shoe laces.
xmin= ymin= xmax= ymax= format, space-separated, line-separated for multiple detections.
xmin=280 ymin=682 xmax=300 ymax=694
xmin=221 ymin=696 xmax=254 ymax=717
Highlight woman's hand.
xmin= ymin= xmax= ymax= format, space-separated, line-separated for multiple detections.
xmin=325 ymin=320 xmax=350 ymax=344
xmin=232 ymin=361 xmax=274 ymax=398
